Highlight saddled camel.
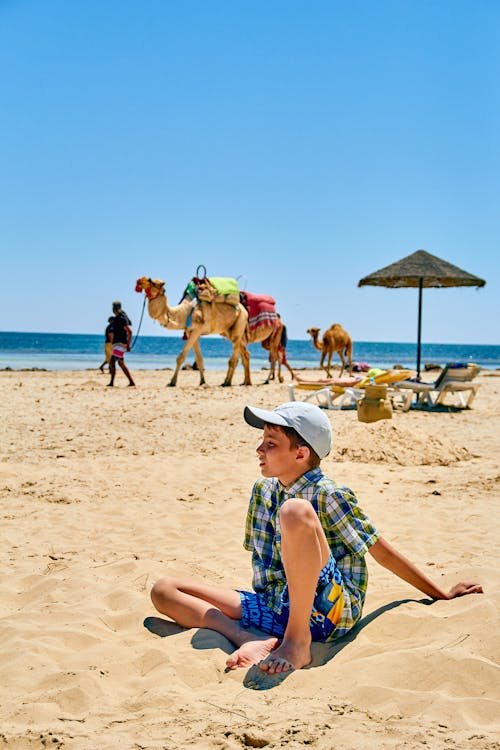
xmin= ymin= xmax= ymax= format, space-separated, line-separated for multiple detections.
xmin=135 ymin=277 xmax=285 ymax=386
xmin=307 ymin=324 xmax=353 ymax=377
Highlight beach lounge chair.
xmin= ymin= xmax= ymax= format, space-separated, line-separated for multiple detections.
xmin=395 ymin=363 xmax=481 ymax=408
xmin=288 ymin=370 xmax=415 ymax=411
xmin=287 ymin=375 xmax=361 ymax=410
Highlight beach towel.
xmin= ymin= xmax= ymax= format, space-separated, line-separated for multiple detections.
xmin=240 ymin=292 xmax=278 ymax=333
xmin=295 ymin=374 xmax=363 ymax=387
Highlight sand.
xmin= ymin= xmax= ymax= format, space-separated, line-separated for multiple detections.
xmin=0 ymin=366 xmax=499 ymax=749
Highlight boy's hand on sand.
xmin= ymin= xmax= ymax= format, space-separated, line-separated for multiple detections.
xmin=446 ymin=582 xmax=483 ymax=599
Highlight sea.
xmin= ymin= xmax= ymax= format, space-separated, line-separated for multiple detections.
xmin=0 ymin=331 xmax=499 ymax=372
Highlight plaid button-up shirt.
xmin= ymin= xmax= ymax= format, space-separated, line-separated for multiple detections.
xmin=243 ymin=468 xmax=379 ymax=637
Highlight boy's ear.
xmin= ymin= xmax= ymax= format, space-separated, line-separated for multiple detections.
xmin=295 ymin=445 xmax=310 ymax=463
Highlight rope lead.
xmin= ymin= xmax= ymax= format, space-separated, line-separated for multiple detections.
xmin=130 ymin=295 xmax=147 ymax=351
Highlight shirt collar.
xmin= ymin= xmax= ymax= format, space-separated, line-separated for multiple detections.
xmin=279 ymin=467 xmax=323 ymax=497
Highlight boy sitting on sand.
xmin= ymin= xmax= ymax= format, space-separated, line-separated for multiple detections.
xmin=150 ymin=402 xmax=482 ymax=674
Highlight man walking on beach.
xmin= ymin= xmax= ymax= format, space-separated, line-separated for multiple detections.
xmin=107 ymin=301 xmax=135 ymax=387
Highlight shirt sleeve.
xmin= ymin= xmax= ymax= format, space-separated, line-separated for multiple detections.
xmin=243 ymin=481 xmax=259 ymax=551
xmin=323 ymin=485 xmax=379 ymax=556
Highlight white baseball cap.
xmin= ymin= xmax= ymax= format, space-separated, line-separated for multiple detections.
xmin=244 ymin=402 xmax=332 ymax=459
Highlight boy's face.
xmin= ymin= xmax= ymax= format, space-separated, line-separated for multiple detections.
xmin=256 ymin=424 xmax=309 ymax=486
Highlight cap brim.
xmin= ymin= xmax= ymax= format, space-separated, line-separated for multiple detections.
xmin=244 ymin=405 xmax=288 ymax=430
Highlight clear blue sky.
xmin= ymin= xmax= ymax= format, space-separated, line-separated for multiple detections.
xmin=1 ymin=0 xmax=498 ymax=344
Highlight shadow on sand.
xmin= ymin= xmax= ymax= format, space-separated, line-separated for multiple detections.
xmin=242 ymin=597 xmax=433 ymax=690
xmin=144 ymin=596 xmax=434 ymax=691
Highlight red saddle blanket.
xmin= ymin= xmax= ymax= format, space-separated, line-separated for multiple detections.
xmin=241 ymin=292 xmax=278 ymax=333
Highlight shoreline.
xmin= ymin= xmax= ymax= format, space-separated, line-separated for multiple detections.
xmin=4 ymin=365 xmax=498 ymax=375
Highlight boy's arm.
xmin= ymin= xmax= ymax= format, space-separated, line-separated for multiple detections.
xmin=368 ymin=537 xmax=483 ymax=600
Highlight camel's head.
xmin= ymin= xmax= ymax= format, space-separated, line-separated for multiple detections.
xmin=135 ymin=277 xmax=166 ymax=300
xmin=307 ymin=327 xmax=320 ymax=337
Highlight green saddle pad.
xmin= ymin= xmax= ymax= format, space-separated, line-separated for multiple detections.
xmin=209 ymin=277 xmax=239 ymax=296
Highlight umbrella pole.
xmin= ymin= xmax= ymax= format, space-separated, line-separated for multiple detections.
xmin=416 ymin=277 xmax=423 ymax=381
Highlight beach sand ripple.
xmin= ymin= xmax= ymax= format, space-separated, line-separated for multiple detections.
xmin=0 ymin=369 xmax=498 ymax=749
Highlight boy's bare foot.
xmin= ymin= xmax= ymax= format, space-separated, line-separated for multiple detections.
xmin=225 ymin=637 xmax=279 ymax=670
xmin=259 ymin=639 xmax=311 ymax=674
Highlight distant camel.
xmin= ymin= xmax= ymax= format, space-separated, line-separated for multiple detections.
xmin=307 ymin=324 xmax=353 ymax=377
xmin=135 ymin=277 xmax=284 ymax=386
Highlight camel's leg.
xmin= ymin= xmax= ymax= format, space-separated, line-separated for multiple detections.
xmin=264 ymin=342 xmax=275 ymax=384
xmin=276 ymin=354 xmax=283 ymax=384
xmin=319 ymin=351 xmax=326 ymax=375
xmin=346 ymin=343 xmax=353 ymax=375
xmin=221 ymin=342 xmax=241 ymax=387
xmin=263 ymin=345 xmax=274 ymax=384
xmin=264 ymin=364 xmax=273 ymax=384
xmin=192 ymin=339 xmax=206 ymax=385
xmin=223 ymin=309 xmax=249 ymax=386
xmin=339 ymin=345 xmax=352 ymax=376
xmin=279 ymin=346 xmax=295 ymax=381
xmin=337 ymin=350 xmax=347 ymax=378
xmin=238 ymin=344 xmax=252 ymax=385
xmin=263 ymin=329 xmax=282 ymax=385
xmin=325 ymin=351 xmax=333 ymax=378
xmin=263 ymin=357 xmax=274 ymax=385
xmin=273 ymin=344 xmax=284 ymax=384
xmin=169 ymin=331 xmax=201 ymax=386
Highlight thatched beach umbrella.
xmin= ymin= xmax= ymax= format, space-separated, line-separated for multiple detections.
xmin=358 ymin=249 xmax=486 ymax=380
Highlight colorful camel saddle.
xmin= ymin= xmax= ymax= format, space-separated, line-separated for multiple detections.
xmin=183 ymin=278 xmax=278 ymax=334
xmin=240 ymin=291 xmax=278 ymax=334
xmin=184 ymin=276 xmax=240 ymax=305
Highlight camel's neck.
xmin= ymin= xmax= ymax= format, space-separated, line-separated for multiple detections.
xmin=148 ymin=295 xmax=191 ymax=330
xmin=310 ymin=335 xmax=322 ymax=352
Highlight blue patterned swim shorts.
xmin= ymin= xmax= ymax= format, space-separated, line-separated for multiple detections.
xmin=238 ymin=554 xmax=345 ymax=642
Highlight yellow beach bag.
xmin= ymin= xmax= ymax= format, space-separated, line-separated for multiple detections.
xmin=357 ymin=384 xmax=393 ymax=423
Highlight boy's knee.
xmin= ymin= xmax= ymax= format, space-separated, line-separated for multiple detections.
xmin=279 ymin=498 xmax=316 ymax=528
xmin=150 ymin=577 xmax=174 ymax=606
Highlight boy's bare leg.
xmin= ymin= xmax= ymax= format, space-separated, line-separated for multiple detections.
xmin=260 ymin=499 xmax=331 ymax=674
xmin=151 ymin=577 xmax=278 ymax=668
